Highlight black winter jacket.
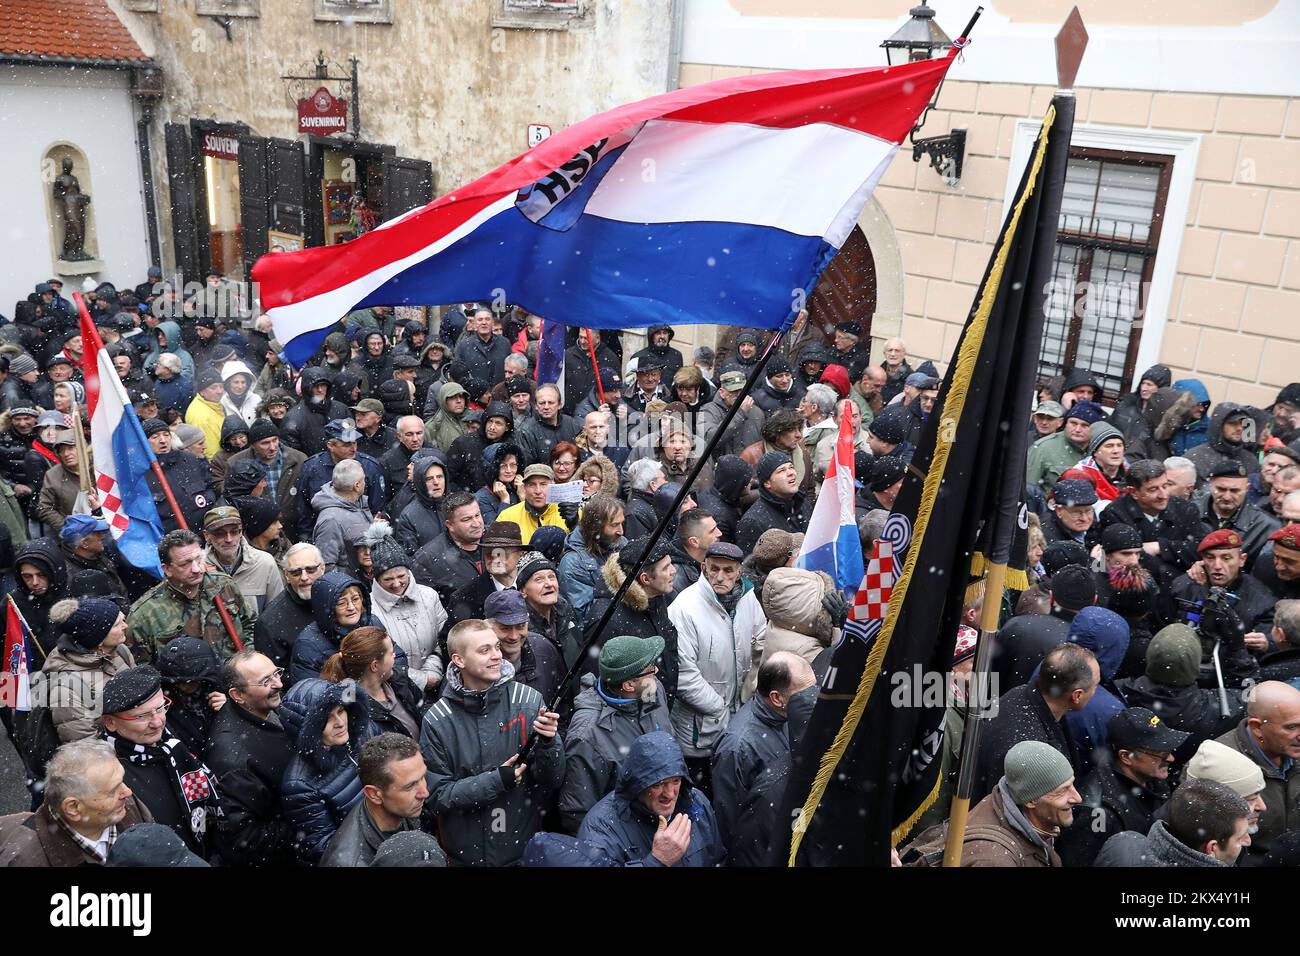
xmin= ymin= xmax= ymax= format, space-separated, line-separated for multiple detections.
xmin=205 ymin=701 xmax=297 ymax=867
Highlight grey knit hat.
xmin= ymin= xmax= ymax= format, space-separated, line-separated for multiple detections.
xmin=8 ymin=353 xmax=36 ymax=377
xmin=1087 ymin=420 xmax=1124 ymax=457
xmin=364 ymin=520 xmax=408 ymax=577
xmin=1003 ymin=740 xmax=1075 ymax=804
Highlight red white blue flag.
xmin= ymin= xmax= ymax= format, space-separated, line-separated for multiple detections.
xmin=255 ymin=54 xmax=957 ymax=366
xmin=796 ymin=401 xmax=865 ymax=595
xmin=3 ymin=597 xmax=32 ymax=712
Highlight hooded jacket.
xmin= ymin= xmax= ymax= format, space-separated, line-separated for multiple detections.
xmin=446 ymin=401 xmax=511 ymax=491
xmin=1169 ymin=379 xmax=1212 ymax=455
xmin=759 ymin=567 xmax=838 ymax=670
xmin=205 ymin=700 xmax=298 ymax=867
xmin=666 ymin=576 xmax=765 ymax=757
xmin=396 ymin=452 xmax=448 ymax=553
xmin=1059 ymin=607 xmax=1130 ymax=779
xmin=146 ymin=320 xmax=195 ymax=382
xmin=1110 ymin=364 xmax=1172 ymax=441
xmin=33 ymin=642 xmax=135 ymax=743
xmin=279 ymin=367 xmax=349 ymax=457
xmin=288 ymin=571 xmax=385 ymax=686
xmin=558 ymin=675 xmax=671 ymax=834
xmin=219 ymin=360 xmax=262 ymax=426
xmin=309 ymin=484 xmax=375 ymax=574
xmin=1126 ymin=386 xmax=1203 ymax=462
xmin=420 ymin=660 xmax=565 ymax=866
xmin=695 ymin=456 xmax=753 ymax=545
xmin=10 ymin=537 xmax=68 ymax=669
xmin=425 ymin=381 xmax=469 ymax=453
xmin=473 ymin=441 xmax=521 ymax=526
xmin=576 ymin=730 xmax=725 ymax=867
xmin=278 ymin=678 xmax=373 ymax=863
xmin=591 ymin=553 xmax=681 ymax=703
xmin=1185 ymin=403 xmax=1267 ymax=481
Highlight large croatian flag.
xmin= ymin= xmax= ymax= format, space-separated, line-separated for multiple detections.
xmin=797 ymin=403 xmax=865 ymax=595
xmin=256 ymin=53 xmax=958 ymax=366
xmin=3 ymin=596 xmax=32 ymax=711
xmin=76 ymin=295 xmax=166 ymax=577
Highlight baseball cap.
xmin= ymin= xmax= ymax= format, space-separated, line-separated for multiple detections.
xmin=324 ymin=418 xmax=361 ymax=442
xmin=351 ymin=398 xmax=385 ymax=416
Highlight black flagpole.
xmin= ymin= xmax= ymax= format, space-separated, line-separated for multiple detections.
xmin=517 ymin=321 xmax=793 ymax=760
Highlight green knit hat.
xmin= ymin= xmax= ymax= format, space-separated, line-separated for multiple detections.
xmin=1004 ymin=741 xmax=1074 ymax=804
xmin=1145 ymin=623 xmax=1202 ymax=688
xmin=599 ymin=635 xmax=664 ymax=685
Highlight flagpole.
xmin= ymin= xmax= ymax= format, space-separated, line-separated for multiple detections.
xmin=70 ymin=401 xmax=93 ymax=503
xmin=940 ymin=9 xmax=1084 ymax=867
xmin=585 ymin=331 xmax=606 ymax=407
xmin=514 ymin=323 xmax=790 ymax=762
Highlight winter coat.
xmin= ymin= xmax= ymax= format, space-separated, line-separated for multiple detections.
xmin=145 ymin=319 xmax=195 ymax=381
xmin=590 ymin=553 xmax=681 ymax=703
xmin=228 ymin=444 xmax=306 ymax=542
xmin=1200 ymin=498 xmax=1279 ymax=571
xmin=396 ymin=453 xmax=448 ymax=553
xmin=33 ymin=643 xmax=135 ymax=743
xmin=1170 ymin=569 xmax=1277 ymax=636
xmin=358 ymin=677 xmax=425 ymax=740
xmin=420 ymin=661 xmax=564 ymax=866
xmin=453 ymin=332 xmax=513 ymax=386
xmin=279 ymin=678 xmax=373 ymax=864
xmin=1109 ymin=365 xmax=1172 ymax=441
xmin=0 ymin=799 xmax=153 ymax=867
xmin=510 ymin=633 xmax=567 ymax=706
xmin=496 ymin=499 xmax=570 ymax=545
xmin=1061 ymin=608 xmax=1130 ymax=779
xmin=558 ymin=676 xmax=671 ymax=834
xmin=1095 ymin=818 xmax=1228 ymax=867
xmin=577 ymin=731 xmax=725 ymax=867
xmin=697 ymin=394 xmax=764 ymax=461
xmin=33 ymin=462 xmax=81 ymax=532
xmin=205 ymin=700 xmax=298 ymax=867
xmin=710 ymin=694 xmax=789 ymax=860
xmin=445 ymin=407 xmax=506 ymax=492
xmin=147 ymin=448 xmax=218 ymax=535
xmin=253 ymin=588 xmax=314 ymax=671
xmin=667 ymin=577 xmax=765 ymax=757
xmin=1098 ymin=493 xmax=1210 ymax=589
xmin=1215 ymin=718 xmax=1300 ymax=853
xmin=622 ymin=489 xmax=658 ymax=541
xmin=184 ymin=394 xmax=226 ymax=459
xmin=279 ymin=367 xmax=350 ymax=457
xmin=1025 ymin=430 xmax=1088 ymax=497
xmin=991 ymin=610 xmax=1072 ymax=690
xmin=1169 ymin=379 xmax=1212 ymax=455
xmin=308 ymin=486 xmax=374 ymax=574
xmin=558 ymin=525 xmax=620 ymax=622
xmin=759 ymin=567 xmax=838 ymax=670
xmin=320 ymin=799 xmax=420 ymax=867
xmin=972 ymin=683 xmax=1075 ymax=805
xmin=752 ymin=378 xmax=804 ymax=414
xmin=958 ymin=781 xmax=1062 ymax=867
xmin=289 ymin=571 xmax=404 ymax=686
xmin=563 ymin=340 xmax=618 ymax=416
xmin=425 ymin=382 xmax=468 ymax=452
xmin=1126 ymin=387 xmax=1202 ymax=462
xmin=412 ymin=532 xmax=483 ymax=608
xmin=1185 ymin=403 xmax=1267 ymax=481
xmin=371 ymin=577 xmax=447 ymax=692
xmin=295 ymin=449 xmax=385 ymax=541
xmin=153 ymin=372 xmax=194 ymax=417
xmin=9 ymin=537 xmax=68 ymax=669
xmin=219 ymin=360 xmax=262 ymax=426
xmin=204 ymin=539 xmax=283 ymax=616
xmin=735 ymin=488 xmax=812 ymax=555
xmin=1058 ymin=760 xmax=1168 ymax=867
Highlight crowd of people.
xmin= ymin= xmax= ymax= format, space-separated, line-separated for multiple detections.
xmin=0 ymin=273 xmax=1297 ymax=869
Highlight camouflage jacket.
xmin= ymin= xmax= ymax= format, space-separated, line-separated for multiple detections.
xmin=125 ymin=572 xmax=255 ymax=664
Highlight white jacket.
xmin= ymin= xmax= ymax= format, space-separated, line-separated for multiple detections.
xmin=371 ymin=577 xmax=447 ymax=692
xmin=220 ymin=360 xmax=263 ymax=426
xmin=666 ymin=577 xmax=766 ymax=758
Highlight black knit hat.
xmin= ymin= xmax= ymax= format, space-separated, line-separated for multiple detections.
xmin=1042 ymin=540 xmax=1090 ymax=578
xmin=248 ymin=418 xmax=279 ymax=444
xmin=57 ymin=597 xmax=122 ymax=652
xmin=868 ymin=455 xmax=906 ymax=492
xmin=102 ymin=665 xmax=163 ymax=716
xmin=223 ymin=458 xmax=268 ymax=498
xmin=157 ymin=637 xmax=222 ymax=689
xmin=756 ymin=451 xmax=791 ymax=485
xmin=516 ymin=551 xmax=558 ymax=591
xmin=618 ymin=535 xmax=672 ymax=573
xmin=142 ymin=417 xmax=170 ymax=437
xmin=869 ymin=406 xmax=910 ymax=445
xmin=1050 ymin=565 xmax=1097 ymax=611
xmin=235 ymin=495 xmax=280 ymax=540
xmin=1100 ymin=523 xmax=1143 ymax=553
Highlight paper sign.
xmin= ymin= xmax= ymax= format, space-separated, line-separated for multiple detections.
xmin=547 ymin=480 xmax=583 ymax=504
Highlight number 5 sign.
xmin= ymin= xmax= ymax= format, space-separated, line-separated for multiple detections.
xmin=527 ymin=124 xmax=552 ymax=148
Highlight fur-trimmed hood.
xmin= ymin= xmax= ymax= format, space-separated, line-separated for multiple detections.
xmin=576 ymin=454 xmax=619 ymax=497
xmin=1143 ymin=387 xmax=1201 ymax=443
xmin=601 ymin=551 xmax=648 ymax=612
xmin=760 ymin=566 xmax=838 ymax=644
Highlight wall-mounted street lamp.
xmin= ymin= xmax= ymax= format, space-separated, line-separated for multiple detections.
xmin=882 ymin=3 xmax=982 ymax=186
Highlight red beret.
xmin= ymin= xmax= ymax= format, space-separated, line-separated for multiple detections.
xmin=1269 ymin=524 xmax=1300 ymax=552
xmin=1198 ymin=529 xmax=1243 ymax=554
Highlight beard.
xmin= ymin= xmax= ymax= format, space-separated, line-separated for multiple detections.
xmin=638 ymin=680 xmax=659 ymax=704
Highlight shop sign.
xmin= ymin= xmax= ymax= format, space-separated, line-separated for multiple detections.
xmin=298 ymin=87 xmax=348 ymax=135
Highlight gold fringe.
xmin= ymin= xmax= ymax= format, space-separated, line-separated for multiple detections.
xmin=893 ymin=774 xmax=943 ymax=846
xmin=1006 ymin=567 xmax=1030 ymax=592
xmin=788 ymin=105 xmax=1058 ymax=866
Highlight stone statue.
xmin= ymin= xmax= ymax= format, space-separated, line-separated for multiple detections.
xmin=52 ymin=157 xmax=92 ymax=261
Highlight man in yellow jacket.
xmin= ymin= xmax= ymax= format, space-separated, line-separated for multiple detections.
xmin=185 ymin=367 xmax=227 ymax=458
xmin=496 ymin=463 xmax=579 ymax=544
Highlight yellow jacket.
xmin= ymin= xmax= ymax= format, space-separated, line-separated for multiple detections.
xmin=184 ymin=395 xmax=225 ymax=458
xmin=496 ymin=500 xmax=571 ymax=544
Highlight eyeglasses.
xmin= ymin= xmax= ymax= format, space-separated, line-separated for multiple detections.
xmin=286 ymin=564 xmax=323 ymax=578
xmin=207 ymin=526 xmax=242 ymax=540
xmin=635 ymin=665 xmax=659 ymax=679
xmin=117 ymin=696 xmax=171 ymax=721
xmin=243 ymin=667 xmax=284 ymax=689
xmin=335 ymin=593 xmax=364 ymax=610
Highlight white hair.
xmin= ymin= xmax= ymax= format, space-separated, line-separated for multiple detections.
xmin=331 ymin=458 xmax=364 ymax=492
xmin=1163 ymin=457 xmax=1198 ymax=483
xmin=627 ymin=458 xmax=664 ymax=493
xmin=157 ymin=353 xmax=182 ymax=374
xmin=804 ymin=383 xmax=838 ymax=418
xmin=282 ymin=541 xmax=322 ymax=569
xmin=44 ymin=739 xmax=118 ymax=811
xmin=504 ymin=353 xmax=528 ymax=371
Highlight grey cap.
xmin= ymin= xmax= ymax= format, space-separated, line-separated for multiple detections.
xmin=1003 ymin=740 xmax=1074 ymax=804
xmin=483 ymin=588 xmax=529 ymax=626
xmin=1034 ymin=400 xmax=1067 ymax=419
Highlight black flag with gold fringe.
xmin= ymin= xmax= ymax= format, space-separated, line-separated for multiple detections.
xmin=784 ymin=91 xmax=1077 ymax=866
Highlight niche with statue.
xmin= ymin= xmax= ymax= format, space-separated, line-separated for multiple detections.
xmin=43 ymin=143 xmax=103 ymax=275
